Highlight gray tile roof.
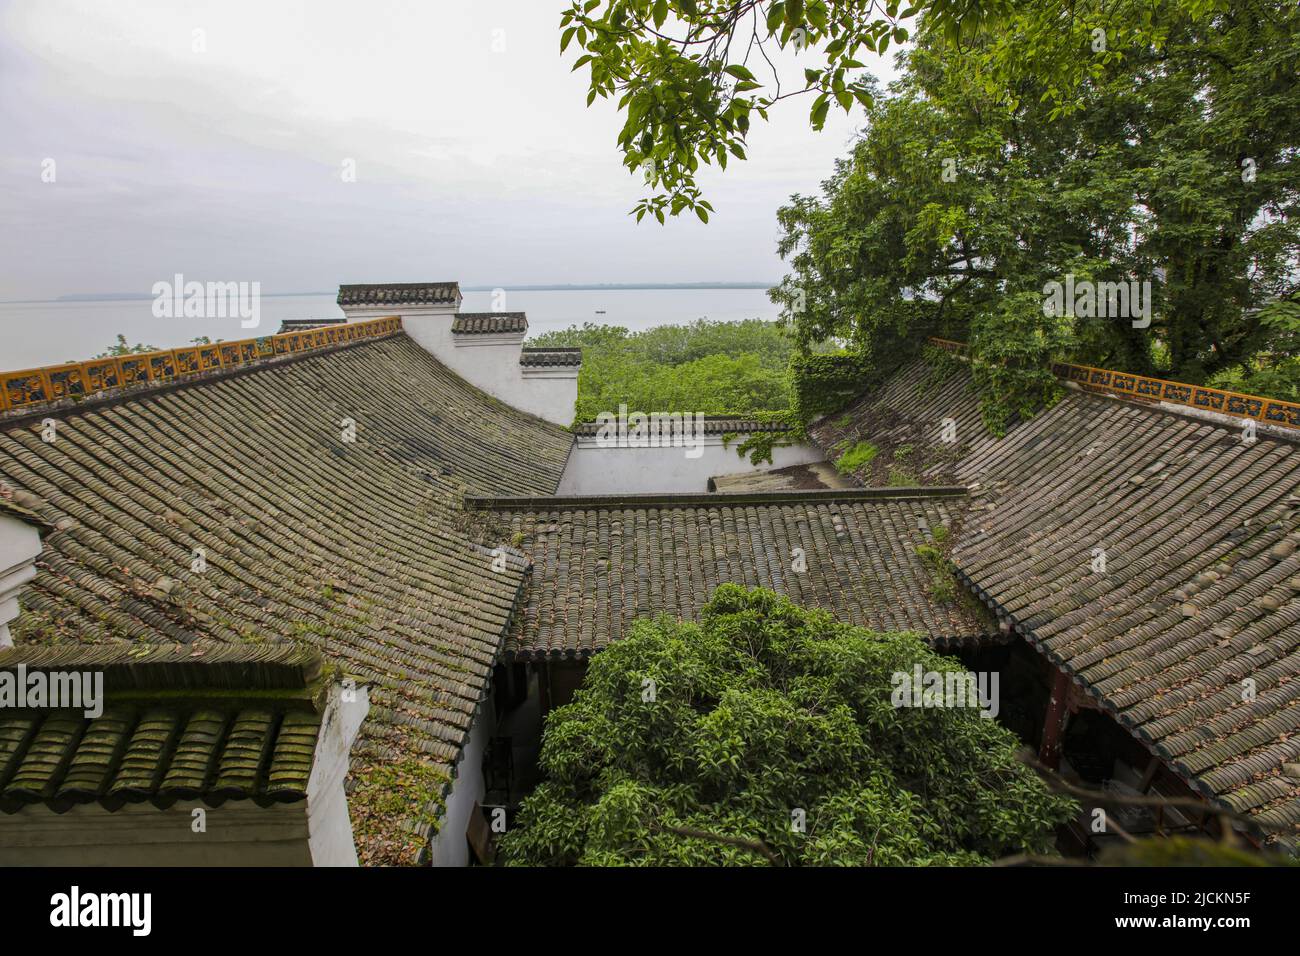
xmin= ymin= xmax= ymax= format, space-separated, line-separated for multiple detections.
xmin=337 ymin=282 xmax=460 ymax=308
xmin=451 ymin=313 xmax=528 ymax=335
xmin=468 ymin=488 xmax=995 ymax=660
xmin=813 ymin=354 xmax=1300 ymax=851
xmin=0 ymin=334 xmax=571 ymax=863
xmin=277 ymin=318 xmax=346 ymax=334
xmin=0 ymin=496 xmax=52 ymax=530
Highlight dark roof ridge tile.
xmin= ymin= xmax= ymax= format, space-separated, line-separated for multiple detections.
xmin=466 ymin=485 xmax=970 ymax=511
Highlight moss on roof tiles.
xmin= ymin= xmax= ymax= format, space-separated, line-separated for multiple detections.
xmin=820 ymin=353 xmax=1300 ymax=851
xmin=0 ymin=646 xmax=333 ymax=811
xmin=478 ymin=492 xmax=995 ymax=660
xmin=347 ymin=757 xmax=450 ymax=866
xmin=0 ymin=335 xmax=571 ymax=862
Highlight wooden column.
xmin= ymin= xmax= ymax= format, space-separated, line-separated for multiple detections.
xmin=1039 ymin=667 xmax=1072 ymax=770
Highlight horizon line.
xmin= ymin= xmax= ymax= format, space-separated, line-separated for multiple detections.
xmin=0 ymin=281 xmax=780 ymax=305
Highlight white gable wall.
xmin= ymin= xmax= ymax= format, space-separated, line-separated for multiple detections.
xmin=0 ymin=513 xmax=42 ymax=649
xmin=341 ymin=303 xmax=577 ymax=426
xmin=557 ymin=437 xmax=826 ymax=495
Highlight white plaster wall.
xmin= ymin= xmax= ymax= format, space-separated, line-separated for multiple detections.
xmin=0 ymin=515 xmax=42 ymax=648
xmin=341 ymin=305 xmax=577 ymax=426
xmin=307 ymin=683 xmax=369 ymax=866
xmin=426 ymin=693 xmax=495 ymax=867
xmin=519 ymin=367 xmax=581 ymax=428
xmin=0 ymin=801 xmax=314 ymax=866
xmin=556 ymin=439 xmax=826 ymax=495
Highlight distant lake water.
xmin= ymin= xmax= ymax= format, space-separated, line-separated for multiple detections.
xmin=0 ymin=288 xmax=782 ymax=369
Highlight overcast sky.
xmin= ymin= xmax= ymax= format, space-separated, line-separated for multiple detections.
xmin=0 ymin=1 xmax=897 ymax=300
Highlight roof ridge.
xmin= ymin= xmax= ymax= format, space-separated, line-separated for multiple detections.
xmin=466 ymin=486 xmax=970 ymax=510
xmin=0 ymin=316 xmax=402 ymax=421
xmin=926 ymin=337 xmax=1300 ymax=434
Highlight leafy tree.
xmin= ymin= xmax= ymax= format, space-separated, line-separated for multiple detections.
xmin=559 ymin=0 xmax=1230 ymax=220
xmin=501 ymin=585 xmax=1075 ymax=866
xmin=1209 ymin=295 xmax=1300 ymax=400
xmin=529 ymin=319 xmax=800 ymax=422
xmin=771 ymin=2 xmax=1300 ymax=430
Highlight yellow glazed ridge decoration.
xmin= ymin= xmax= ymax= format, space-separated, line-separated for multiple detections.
xmin=925 ymin=336 xmax=1300 ymax=431
xmin=0 ymin=316 xmax=402 ymax=414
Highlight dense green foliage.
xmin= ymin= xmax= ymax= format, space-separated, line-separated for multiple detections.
xmin=558 ymin=1 xmax=1235 ymax=222
xmin=501 ymin=585 xmax=1075 ymax=866
xmin=561 ymin=3 xmax=1298 ymax=432
xmin=789 ymin=350 xmax=873 ymax=423
xmin=770 ymin=2 xmax=1299 ymax=431
xmin=529 ymin=319 xmax=799 ymax=424
xmin=1208 ymin=297 xmax=1300 ymax=400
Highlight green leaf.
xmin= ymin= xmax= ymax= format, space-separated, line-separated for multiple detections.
xmin=766 ymin=1 xmax=786 ymax=33
xmin=652 ymin=0 xmax=668 ymax=29
xmin=810 ymin=93 xmax=829 ymax=129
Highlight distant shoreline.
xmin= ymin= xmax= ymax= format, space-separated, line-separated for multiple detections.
xmin=0 ymin=283 xmax=777 ymax=305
